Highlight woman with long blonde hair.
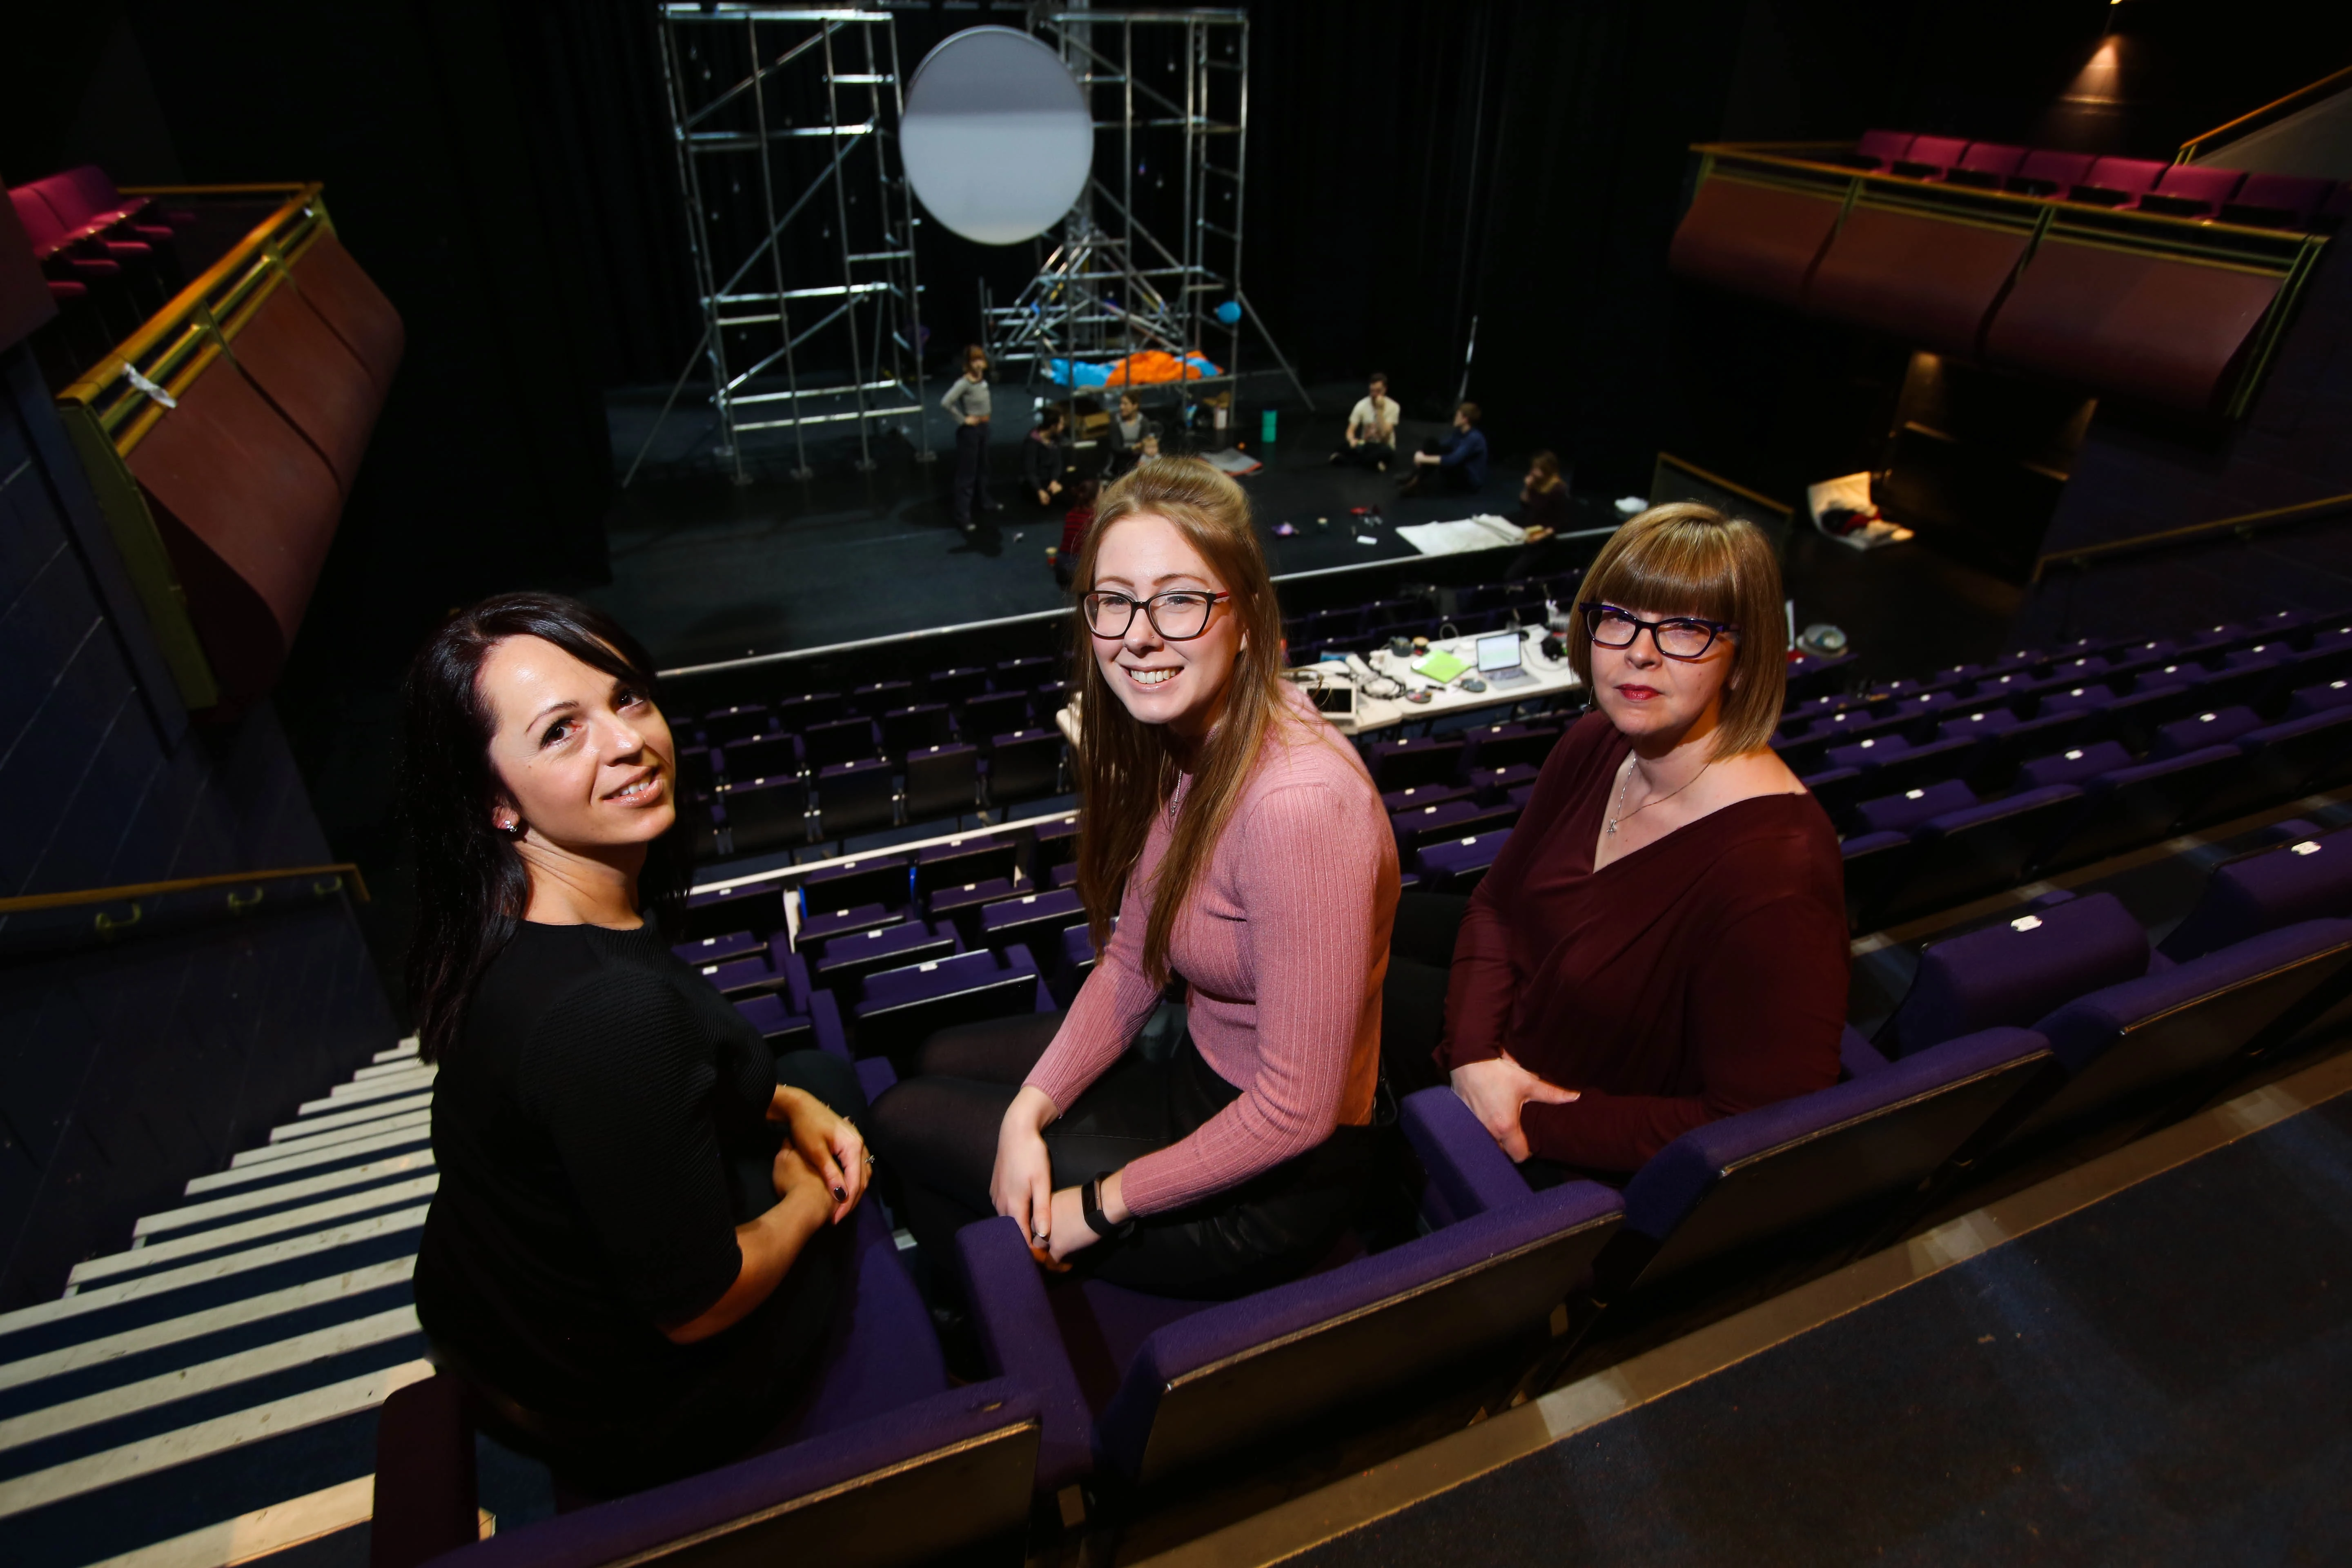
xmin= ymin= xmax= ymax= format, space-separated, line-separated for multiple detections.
xmin=873 ymin=459 xmax=1398 ymax=1298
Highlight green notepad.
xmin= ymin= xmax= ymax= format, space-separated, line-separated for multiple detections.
xmin=1413 ymin=649 xmax=1470 ymax=684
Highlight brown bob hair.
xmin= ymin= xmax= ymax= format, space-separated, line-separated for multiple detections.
xmin=1068 ymin=457 xmax=1296 ymax=983
xmin=1570 ymin=501 xmax=1787 ymax=756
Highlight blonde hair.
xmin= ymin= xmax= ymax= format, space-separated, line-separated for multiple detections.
xmin=1570 ymin=502 xmax=1786 ymax=756
xmin=1070 ymin=458 xmax=1293 ymax=983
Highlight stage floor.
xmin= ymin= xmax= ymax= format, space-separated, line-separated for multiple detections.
xmin=593 ymin=377 xmax=2023 ymax=676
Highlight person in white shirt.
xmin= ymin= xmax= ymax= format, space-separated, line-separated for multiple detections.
xmin=1330 ymin=372 xmax=1401 ymax=472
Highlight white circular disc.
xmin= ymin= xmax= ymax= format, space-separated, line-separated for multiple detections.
xmin=900 ymin=27 xmax=1093 ymax=246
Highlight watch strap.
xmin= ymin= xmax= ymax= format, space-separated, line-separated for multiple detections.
xmin=1082 ymin=1176 xmax=1135 ymax=1242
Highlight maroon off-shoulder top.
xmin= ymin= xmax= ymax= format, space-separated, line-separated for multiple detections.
xmin=1437 ymin=711 xmax=1847 ymax=1173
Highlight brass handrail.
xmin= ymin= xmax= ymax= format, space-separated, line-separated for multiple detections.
xmin=2176 ymin=63 xmax=2352 ymax=164
xmin=0 ymin=862 xmax=371 ymax=917
xmin=2031 ymin=493 xmax=2352 ymax=582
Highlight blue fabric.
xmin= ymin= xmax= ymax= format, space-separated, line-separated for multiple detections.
xmin=1438 ymin=426 xmax=1489 ymax=488
xmin=1091 ymin=1181 xmax=1620 ymax=1479
xmin=2160 ymin=829 xmax=2352 ymax=962
xmin=1884 ymin=892 xmax=2149 ymax=1055
xmin=423 ymin=1378 xmax=1038 ymax=1568
xmin=1619 ymin=1027 xmax=2051 ymax=1241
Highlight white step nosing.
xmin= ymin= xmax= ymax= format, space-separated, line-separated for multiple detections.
xmin=0 ymin=1358 xmax=433 ymax=1522
xmin=352 ymin=1058 xmax=425 ymax=1082
xmin=0 ymin=1305 xmax=421 ymax=1457
xmin=203 ymin=1122 xmax=430 ymax=1189
xmin=269 ymin=1093 xmax=434 ymax=1143
xmin=71 ymin=1178 xmax=440 ymax=1287
xmin=0 ymin=1258 xmax=416 ymax=1397
xmin=138 ymin=1154 xmax=437 ymax=1241
xmin=83 ymin=1473 xmax=377 ymax=1568
xmin=0 ymin=1209 xmax=428 ymax=1340
xmin=372 ymin=1042 xmax=419 ymax=1063
xmin=315 ymin=1071 xmax=436 ymax=1110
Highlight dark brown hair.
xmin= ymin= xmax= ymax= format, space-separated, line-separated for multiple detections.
xmin=1457 ymin=401 xmax=1482 ymax=426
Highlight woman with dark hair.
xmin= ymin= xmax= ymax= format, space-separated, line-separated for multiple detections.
xmin=405 ymin=592 xmax=871 ymax=1496
xmin=1024 ymin=406 xmax=1070 ymax=507
xmin=873 ymin=459 xmax=1398 ymax=1298
xmin=1382 ymin=506 xmax=1845 ymax=1176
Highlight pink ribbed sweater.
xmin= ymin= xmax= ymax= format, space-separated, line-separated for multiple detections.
xmin=1025 ymin=683 xmax=1399 ymax=1216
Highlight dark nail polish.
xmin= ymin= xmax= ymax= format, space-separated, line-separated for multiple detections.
xmin=833 ymin=1186 xmax=847 ymax=1202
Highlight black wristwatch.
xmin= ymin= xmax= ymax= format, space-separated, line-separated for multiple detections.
xmin=1082 ymin=1175 xmax=1137 ymax=1243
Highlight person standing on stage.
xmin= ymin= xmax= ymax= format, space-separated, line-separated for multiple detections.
xmin=942 ymin=345 xmax=997 ymax=534
xmin=1024 ymin=408 xmax=1071 ymax=508
xmin=1399 ymin=401 xmax=1488 ymax=497
xmin=1331 ymin=372 xmax=1401 ymax=471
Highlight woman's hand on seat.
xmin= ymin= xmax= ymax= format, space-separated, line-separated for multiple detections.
xmin=1450 ymin=1054 xmax=1578 ymax=1163
xmin=992 ymin=1087 xmax=1060 ymax=1258
xmin=772 ymin=1085 xmax=866 ymax=1223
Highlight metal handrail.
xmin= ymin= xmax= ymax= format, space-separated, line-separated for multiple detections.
xmin=2176 ymin=63 xmax=2352 ymax=164
xmin=2031 ymin=493 xmax=2352 ymax=582
xmin=0 ymin=862 xmax=371 ymax=917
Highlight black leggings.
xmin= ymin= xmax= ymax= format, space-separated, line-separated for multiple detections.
xmin=872 ymin=1013 xmax=1373 ymax=1301
xmin=1382 ymin=892 xmax=1468 ymax=1096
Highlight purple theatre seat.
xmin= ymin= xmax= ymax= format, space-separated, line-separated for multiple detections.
xmin=815 ymin=918 xmax=960 ymax=991
xmin=994 ymin=653 xmax=1055 ymax=692
xmin=1947 ymin=141 xmax=2028 ymax=189
xmin=684 ymin=882 xmax=787 ymax=942
xmin=717 ymin=731 xmax=798 ymax=783
xmin=2013 ymin=918 xmax=2352 ymax=1145
xmin=801 ymin=854 xmax=913 ymax=916
xmin=734 ymin=991 xmax=817 ymax=1052
xmin=924 ymin=664 xmax=992 ymax=706
xmin=1895 ymin=133 xmax=1969 ymax=178
xmin=702 ymin=703 xmax=772 ymax=749
xmin=1784 ymin=651 xmax=1857 ymax=702
xmin=1461 ymin=723 xmax=1562 ymax=772
xmin=804 ymin=716 xmax=880 ymax=770
xmin=674 ymin=930 xmax=764 ymax=967
xmin=955 ymin=1181 xmax=1622 ymax=1494
xmin=957 ymin=688 xmax=1031 ymax=744
xmin=984 ymin=728 xmax=1065 ymax=806
xmin=376 ymin=1219 xmax=1032 ymax=1568
xmin=771 ymin=690 xmax=845 ymax=733
xmin=1473 ymin=762 xmax=1542 ymax=800
xmin=1877 ymin=784 xmax=2085 ymax=926
xmin=1799 ymin=766 xmax=1865 ymax=828
xmin=695 ymin=951 xmax=780 ymax=1000
xmin=1047 ymin=860 xmax=1080 ymax=889
xmin=1880 ymin=892 xmax=2149 ymax=1056
xmin=1394 ymin=798 xmax=1517 ymax=853
xmin=929 ymin=873 xmax=1036 ymax=936
xmin=817 ymin=757 xmax=898 ymax=838
xmin=1853 ymin=128 xmax=1916 ymax=169
xmin=1403 ymin=1026 xmax=2051 ymax=1303
xmin=2223 ymin=172 xmax=2339 ymax=229
xmin=2149 ymin=704 xmax=2266 ymax=760
xmin=1414 ymin=827 xmax=1513 ymax=893
xmin=2161 ymin=830 xmax=2352 ymax=962
xmin=1380 ymin=781 xmax=1475 ymax=815
xmin=913 ymin=833 xmax=1019 ymax=893
xmin=1033 ymin=815 xmax=1080 ymax=867
xmin=2141 ymin=163 xmax=2245 ymax=218
xmin=977 ymin=885 xmax=1088 ymax=957
xmin=2218 ymin=707 xmax=2352 ymax=812
xmin=717 ymin=775 xmax=808 ymax=855
xmin=2032 ymin=745 xmax=2243 ymax=872
xmin=1367 ymin=735 xmax=1467 ymax=793
xmin=904 ymin=742 xmax=982 ymax=821
xmin=798 ymin=902 xmax=904 ymax=946
xmin=851 ymin=944 xmax=1050 ymax=1061
xmin=1841 ymin=831 xmax=1913 ymax=935
xmin=1852 ymin=777 xmax=1977 ymax=837
xmin=2017 ymin=739 xmax=2136 ymax=790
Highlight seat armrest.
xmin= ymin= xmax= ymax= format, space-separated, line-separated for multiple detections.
xmin=854 ymin=1055 xmax=898 ymax=1103
xmin=810 ymin=989 xmax=850 ymax=1061
xmin=955 ymin=1217 xmax=1098 ymax=1493
xmin=1400 ymin=1086 xmax=1532 ymax=1219
xmin=1840 ymin=1024 xmax=1890 ymax=1078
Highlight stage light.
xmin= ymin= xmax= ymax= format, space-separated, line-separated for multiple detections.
xmin=900 ymin=27 xmax=1093 ymax=245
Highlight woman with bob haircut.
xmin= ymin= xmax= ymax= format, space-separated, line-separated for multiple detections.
xmin=403 ymin=593 xmax=871 ymax=1496
xmin=874 ymin=458 xmax=1399 ymax=1298
xmin=1385 ymin=502 xmax=1845 ymax=1177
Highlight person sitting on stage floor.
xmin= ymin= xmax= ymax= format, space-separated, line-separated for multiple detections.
xmin=1379 ymin=504 xmax=1845 ymax=1180
xmin=1024 ymin=407 xmax=1071 ymax=508
xmin=1107 ymin=390 xmax=1162 ymax=474
xmin=873 ymin=458 xmax=1399 ymax=1301
xmin=1517 ymin=450 xmax=1572 ymax=540
xmin=1054 ymin=475 xmax=1100 ymax=588
xmin=1330 ymin=371 xmax=1401 ymax=471
xmin=943 ymin=345 xmax=997 ymax=534
xmin=405 ymin=593 xmax=871 ymax=1497
xmin=1399 ymin=401 xmax=1488 ymax=496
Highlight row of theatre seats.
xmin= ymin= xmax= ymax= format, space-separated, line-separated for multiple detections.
xmin=373 ymin=744 xmax=2352 ymax=1565
xmin=679 ymin=657 xmax=1074 ymax=853
xmin=1785 ymin=609 xmax=2352 ymax=932
xmin=7 ymin=165 xmax=191 ymax=363
xmin=1849 ymin=131 xmax=2341 ymax=229
xmin=1280 ymin=571 xmax=1581 ymax=667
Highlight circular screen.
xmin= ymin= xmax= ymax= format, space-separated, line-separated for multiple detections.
xmin=900 ymin=27 xmax=1093 ymax=246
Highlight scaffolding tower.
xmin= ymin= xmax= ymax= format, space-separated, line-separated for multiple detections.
xmin=649 ymin=4 xmax=929 ymax=484
xmin=984 ymin=8 xmax=1310 ymax=420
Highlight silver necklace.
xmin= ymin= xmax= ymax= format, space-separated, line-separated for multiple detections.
xmin=1607 ymin=754 xmax=1708 ymax=836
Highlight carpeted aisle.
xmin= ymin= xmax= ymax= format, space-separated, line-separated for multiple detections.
xmin=1300 ymin=1095 xmax=2352 ymax=1566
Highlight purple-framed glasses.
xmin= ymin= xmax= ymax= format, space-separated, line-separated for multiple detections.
xmin=1578 ymin=601 xmax=1737 ymax=662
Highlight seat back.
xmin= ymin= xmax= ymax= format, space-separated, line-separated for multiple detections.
xmin=817 ymin=758 xmax=898 ymax=837
xmin=2081 ymin=155 xmax=2166 ymax=198
xmin=978 ymin=886 xmax=1087 ymax=954
xmin=402 ymin=1379 xmax=1040 ymax=1568
xmin=806 ymin=717 xmax=880 ymax=769
xmin=2153 ymin=163 xmax=2244 ymax=208
xmin=684 ymin=882 xmax=787 ymax=941
xmin=800 ymin=855 xmax=913 ymax=915
xmin=1368 ymin=736 xmax=1466 ymax=793
xmin=1901 ymin=134 xmax=1967 ymax=173
xmin=2018 ymin=919 xmax=2352 ymax=1140
xmin=884 ymin=703 xmax=954 ymax=760
xmin=1955 ymin=141 xmax=2027 ymax=180
xmin=720 ymin=732 xmax=800 ymax=782
xmin=902 ymin=743 xmax=981 ymax=820
xmin=985 ymin=729 xmax=1064 ymax=804
xmin=1856 ymin=129 xmax=1915 ymax=166
xmin=1613 ymin=1028 xmax=2052 ymax=1291
xmin=1100 ymin=1183 xmax=1622 ymax=1485
xmin=915 ymin=835 xmax=1020 ymax=893
xmin=853 ymin=947 xmax=1045 ymax=1060
xmin=2161 ymin=831 xmax=2352 ymax=961
xmin=1882 ymin=893 xmax=2147 ymax=1055
xmin=720 ymin=775 xmax=810 ymax=855
xmin=2014 ymin=149 xmax=2096 ymax=190
xmin=816 ymin=918 xmax=959 ymax=991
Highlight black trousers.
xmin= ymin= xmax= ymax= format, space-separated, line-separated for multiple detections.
xmin=1334 ymin=439 xmax=1396 ymax=470
xmin=452 ymin=1049 xmax=871 ymax=1499
xmin=951 ymin=420 xmax=995 ymax=529
xmin=873 ymin=1012 xmax=1374 ymax=1301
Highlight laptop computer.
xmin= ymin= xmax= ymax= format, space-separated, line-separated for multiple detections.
xmin=1476 ymin=630 xmax=1535 ymax=686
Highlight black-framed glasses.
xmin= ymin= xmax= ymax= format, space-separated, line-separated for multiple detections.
xmin=1579 ymin=601 xmax=1737 ymax=662
xmin=1082 ymin=589 xmax=1233 ymax=641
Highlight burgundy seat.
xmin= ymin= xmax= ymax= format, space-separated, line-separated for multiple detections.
xmin=1947 ymin=141 xmax=2028 ymax=189
xmin=1895 ymin=134 xmax=1969 ymax=178
xmin=2141 ymin=164 xmax=2245 ymax=219
xmin=1854 ymin=128 xmax=1915 ymax=169
xmin=2073 ymin=155 xmax=2168 ymax=207
xmin=2009 ymin=149 xmax=2096 ymax=196
xmin=2223 ymin=172 xmax=2339 ymax=229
